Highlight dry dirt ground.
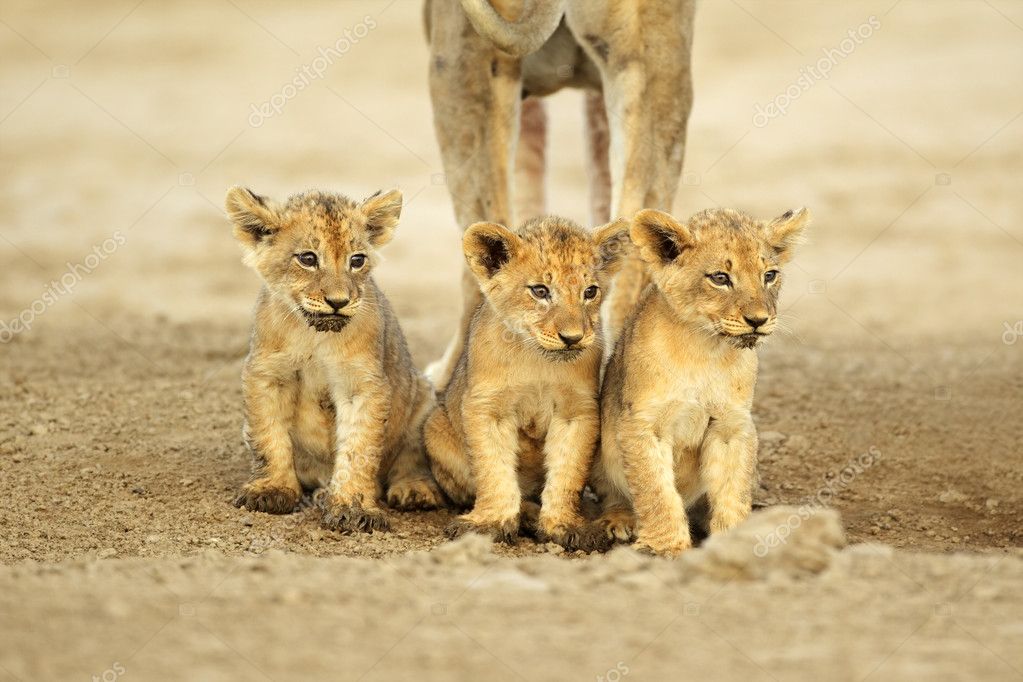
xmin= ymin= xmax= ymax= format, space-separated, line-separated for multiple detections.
xmin=1 ymin=0 xmax=1021 ymax=680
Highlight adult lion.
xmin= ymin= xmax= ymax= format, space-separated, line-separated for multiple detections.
xmin=424 ymin=0 xmax=696 ymax=387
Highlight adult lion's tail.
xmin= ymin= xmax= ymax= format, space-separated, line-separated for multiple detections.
xmin=458 ymin=0 xmax=565 ymax=57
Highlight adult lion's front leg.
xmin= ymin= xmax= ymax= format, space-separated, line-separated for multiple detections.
xmin=567 ymin=0 xmax=696 ymax=344
xmin=425 ymin=0 xmax=524 ymax=390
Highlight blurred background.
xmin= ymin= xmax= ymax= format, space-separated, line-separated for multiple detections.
xmin=2 ymin=0 xmax=1020 ymax=342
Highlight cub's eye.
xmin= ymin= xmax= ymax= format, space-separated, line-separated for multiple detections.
xmin=296 ymin=252 xmax=318 ymax=268
xmin=350 ymin=254 xmax=367 ymax=270
xmin=764 ymin=270 xmax=779 ymax=284
xmin=529 ymin=285 xmax=550 ymax=300
xmin=707 ymin=272 xmax=732 ymax=287
xmin=583 ymin=285 xmax=599 ymax=300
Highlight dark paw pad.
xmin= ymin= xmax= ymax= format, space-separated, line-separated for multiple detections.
xmin=233 ymin=486 xmax=300 ymax=514
xmin=320 ymin=503 xmax=390 ymax=534
xmin=540 ymin=523 xmax=614 ymax=553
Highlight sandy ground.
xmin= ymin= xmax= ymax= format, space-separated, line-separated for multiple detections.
xmin=1 ymin=0 xmax=1022 ymax=679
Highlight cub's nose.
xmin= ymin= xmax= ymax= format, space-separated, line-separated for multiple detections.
xmin=743 ymin=315 xmax=768 ymax=330
xmin=558 ymin=332 xmax=583 ymax=348
xmin=324 ymin=297 xmax=350 ymax=312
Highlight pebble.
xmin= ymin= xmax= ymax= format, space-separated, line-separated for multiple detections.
xmin=760 ymin=431 xmax=786 ymax=446
xmin=241 ymin=515 xmax=254 ymax=527
xmin=786 ymin=434 xmax=810 ymax=452
xmin=97 ymin=548 xmax=117 ymax=559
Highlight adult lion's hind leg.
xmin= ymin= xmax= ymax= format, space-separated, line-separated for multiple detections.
xmin=568 ymin=0 xmax=696 ymax=345
xmin=514 ymin=96 xmax=548 ymax=223
xmin=584 ymin=89 xmax=612 ymax=227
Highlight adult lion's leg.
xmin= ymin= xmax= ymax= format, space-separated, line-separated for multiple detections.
xmin=515 ymin=96 xmax=547 ymax=222
xmin=583 ymin=89 xmax=611 ymax=227
xmin=426 ymin=0 xmax=523 ymax=390
xmin=567 ymin=0 xmax=695 ymax=345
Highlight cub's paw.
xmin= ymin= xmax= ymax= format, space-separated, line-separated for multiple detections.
xmin=320 ymin=501 xmax=390 ymax=534
xmin=538 ymin=522 xmax=613 ymax=553
xmin=598 ymin=510 xmax=637 ymax=542
xmin=633 ymin=535 xmax=692 ymax=558
xmin=233 ymin=483 xmax=300 ymax=514
xmin=445 ymin=515 xmax=519 ymax=544
xmin=387 ymin=477 xmax=446 ymax=511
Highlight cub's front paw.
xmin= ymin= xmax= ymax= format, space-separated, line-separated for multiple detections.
xmin=233 ymin=482 xmax=300 ymax=514
xmin=634 ymin=533 xmax=692 ymax=558
xmin=387 ymin=477 xmax=446 ymax=511
xmin=320 ymin=500 xmax=390 ymax=534
xmin=538 ymin=520 xmax=613 ymax=553
xmin=445 ymin=515 xmax=519 ymax=544
xmin=597 ymin=509 xmax=637 ymax=542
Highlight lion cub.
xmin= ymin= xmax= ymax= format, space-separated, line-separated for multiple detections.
xmin=424 ymin=216 xmax=629 ymax=550
xmin=225 ymin=186 xmax=443 ymax=533
xmin=592 ymin=207 xmax=810 ymax=555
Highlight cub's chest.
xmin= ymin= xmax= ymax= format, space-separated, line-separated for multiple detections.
xmin=658 ymin=356 xmax=756 ymax=419
xmin=511 ymin=387 xmax=556 ymax=440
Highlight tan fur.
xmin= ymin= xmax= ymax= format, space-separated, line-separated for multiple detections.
xmin=423 ymin=0 xmax=696 ymax=387
xmin=225 ymin=186 xmax=444 ymax=533
xmin=424 ymin=216 xmax=629 ymax=550
xmin=592 ymin=207 xmax=811 ymax=556
xmin=514 ymin=97 xmax=548 ymax=222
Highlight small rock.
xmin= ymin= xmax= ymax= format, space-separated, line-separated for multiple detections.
xmin=97 ymin=548 xmax=117 ymax=559
xmin=241 ymin=515 xmax=254 ymax=527
xmin=786 ymin=435 xmax=810 ymax=452
xmin=29 ymin=424 xmax=47 ymax=436
xmin=985 ymin=499 xmax=999 ymax=510
xmin=760 ymin=431 xmax=786 ymax=446
xmin=939 ymin=488 xmax=968 ymax=504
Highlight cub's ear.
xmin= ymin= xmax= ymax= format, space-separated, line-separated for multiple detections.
xmin=463 ymin=222 xmax=520 ymax=282
xmin=766 ymin=207 xmax=810 ymax=263
xmin=360 ymin=189 xmax=403 ymax=247
xmin=225 ymin=186 xmax=280 ymax=248
xmin=630 ymin=209 xmax=694 ymax=265
xmin=592 ymin=218 xmax=631 ymax=275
